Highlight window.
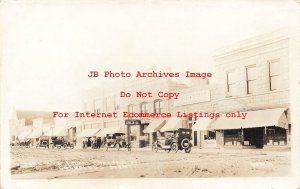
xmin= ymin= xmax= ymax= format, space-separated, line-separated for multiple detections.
xmin=269 ymin=59 xmax=280 ymax=91
xmin=226 ymin=71 xmax=236 ymax=96
xmin=128 ymin=104 xmax=134 ymax=113
xmin=154 ymin=100 xmax=162 ymax=113
xmin=114 ymin=96 xmax=119 ymax=111
xmin=246 ymin=65 xmax=256 ymax=94
xmin=94 ymin=99 xmax=102 ymax=113
xmin=140 ymin=102 xmax=147 ymax=113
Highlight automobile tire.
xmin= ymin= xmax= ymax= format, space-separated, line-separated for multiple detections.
xmin=63 ymin=144 xmax=67 ymax=149
xmin=171 ymin=143 xmax=178 ymax=153
xmin=181 ymin=138 xmax=190 ymax=149
xmin=185 ymin=146 xmax=191 ymax=153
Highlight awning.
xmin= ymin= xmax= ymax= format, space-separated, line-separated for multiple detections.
xmin=44 ymin=127 xmax=67 ymax=137
xmin=160 ymin=117 xmax=182 ymax=132
xmin=18 ymin=130 xmax=33 ymax=140
xmin=143 ymin=119 xmax=166 ymax=133
xmin=210 ymin=108 xmax=288 ymax=130
xmin=96 ymin=126 xmax=123 ymax=137
xmin=27 ymin=129 xmax=43 ymax=139
xmin=192 ymin=118 xmax=215 ymax=131
xmin=77 ymin=128 xmax=101 ymax=137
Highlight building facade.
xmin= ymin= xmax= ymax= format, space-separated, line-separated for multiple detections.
xmin=70 ymin=29 xmax=291 ymax=149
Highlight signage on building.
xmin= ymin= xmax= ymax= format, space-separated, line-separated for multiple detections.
xmin=174 ymin=89 xmax=211 ymax=107
xmin=125 ymin=119 xmax=141 ymax=125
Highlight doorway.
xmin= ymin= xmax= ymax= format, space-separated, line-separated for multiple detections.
xmin=243 ymin=127 xmax=264 ymax=148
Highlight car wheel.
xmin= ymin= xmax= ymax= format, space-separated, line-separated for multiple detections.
xmin=171 ymin=143 xmax=178 ymax=153
xmin=63 ymin=144 xmax=67 ymax=149
xmin=116 ymin=143 xmax=120 ymax=151
xmin=185 ymin=146 xmax=191 ymax=153
xmin=181 ymin=138 xmax=190 ymax=149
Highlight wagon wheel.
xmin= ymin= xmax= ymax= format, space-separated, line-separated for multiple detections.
xmin=185 ymin=146 xmax=191 ymax=153
xmin=171 ymin=143 xmax=178 ymax=153
xmin=115 ymin=143 xmax=120 ymax=151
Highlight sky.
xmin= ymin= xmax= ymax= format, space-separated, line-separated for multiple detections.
xmin=1 ymin=0 xmax=299 ymax=111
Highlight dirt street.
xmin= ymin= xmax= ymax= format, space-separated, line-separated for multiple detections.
xmin=10 ymin=147 xmax=290 ymax=179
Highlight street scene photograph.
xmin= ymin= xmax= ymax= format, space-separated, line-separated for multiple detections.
xmin=1 ymin=1 xmax=300 ymax=189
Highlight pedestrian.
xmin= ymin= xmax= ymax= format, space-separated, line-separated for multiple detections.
xmin=97 ymin=137 xmax=101 ymax=148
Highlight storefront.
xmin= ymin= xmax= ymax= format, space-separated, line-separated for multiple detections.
xmin=143 ymin=119 xmax=166 ymax=145
xmin=77 ymin=128 xmax=101 ymax=147
xmin=211 ymin=108 xmax=289 ymax=149
xmin=192 ymin=117 xmax=216 ymax=148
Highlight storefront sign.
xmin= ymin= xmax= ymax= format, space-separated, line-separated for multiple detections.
xmin=125 ymin=119 xmax=141 ymax=125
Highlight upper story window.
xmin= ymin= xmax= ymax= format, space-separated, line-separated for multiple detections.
xmin=128 ymin=104 xmax=134 ymax=113
xmin=140 ymin=102 xmax=148 ymax=113
xmin=246 ymin=65 xmax=256 ymax=94
xmin=154 ymin=100 xmax=162 ymax=113
xmin=226 ymin=70 xmax=236 ymax=97
xmin=269 ymin=59 xmax=280 ymax=91
xmin=94 ymin=99 xmax=102 ymax=113
xmin=114 ymin=96 xmax=119 ymax=111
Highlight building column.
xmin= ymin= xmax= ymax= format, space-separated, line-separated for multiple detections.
xmin=126 ymin=125 xmax=130 ymax=144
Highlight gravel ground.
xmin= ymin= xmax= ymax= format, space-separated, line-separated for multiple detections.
xmin=10 ymin=147 xmax=290 ymax=179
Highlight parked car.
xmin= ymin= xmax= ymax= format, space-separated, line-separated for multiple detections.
xmin=36 ymin=137 xmax=50 ymax=149
xmin=51 ymin=137 xmax=74 ymax=149
xmin=104 ymin=133 xmax=131 ymax=151
xmin=153 ymin=128 xmax=192 ymax=153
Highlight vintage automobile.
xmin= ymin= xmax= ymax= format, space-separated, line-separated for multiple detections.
xmin=104 ymin=133 xmax=131 ymax=151
xmin=153 ymin=128 xmax=192 ymax=153
xmin=13 ymin=139 xmax=31 ymax=148
xmin=51 ymin=137 xmax=74 ymax=149
xmin=36 ymin=137 xmax=50 ymax=149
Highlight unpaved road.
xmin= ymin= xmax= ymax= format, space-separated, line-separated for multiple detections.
xmin=10 ymin=147 xmax=290 ymax=179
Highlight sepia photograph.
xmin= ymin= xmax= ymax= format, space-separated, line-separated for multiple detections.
xmin=1 ymin=0 xmax=300 ymax=189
